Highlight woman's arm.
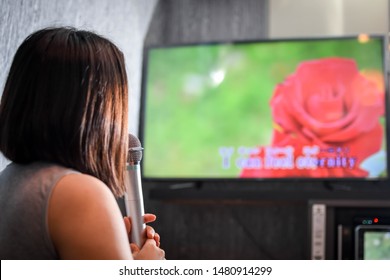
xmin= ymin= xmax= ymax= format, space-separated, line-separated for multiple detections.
xmin=48 ymin=173 xmax=134 ymax=259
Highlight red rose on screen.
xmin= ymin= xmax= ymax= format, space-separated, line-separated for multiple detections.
xmin=241 ymin=58 xmax=384 ymax=178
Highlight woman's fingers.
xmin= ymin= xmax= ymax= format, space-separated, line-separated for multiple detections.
xmin=143 ymin=213 xmax=156 ymax=224
xmin=154 ymin=232 xmax=161 ymax=247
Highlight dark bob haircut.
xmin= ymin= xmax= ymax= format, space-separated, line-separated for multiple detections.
xmin=0 ymin=27 xmax=128 ymax=197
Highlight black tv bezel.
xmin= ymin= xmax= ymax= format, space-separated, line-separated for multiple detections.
xmin=138 ymin=34 xmax=390 ymax=195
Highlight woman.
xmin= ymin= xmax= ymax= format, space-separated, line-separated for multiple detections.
xmin=0 ymin=27 xmax=164 ymax=260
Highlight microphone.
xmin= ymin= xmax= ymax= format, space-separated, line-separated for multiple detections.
xmin=124 ymin=133 xmax=145 ymax=248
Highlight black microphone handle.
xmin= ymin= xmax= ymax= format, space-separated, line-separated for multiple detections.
xmin=124 ymin=163 xmax=145 ymax=248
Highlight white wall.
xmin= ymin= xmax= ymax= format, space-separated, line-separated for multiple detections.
xmin=0 ymin=0 xmax=158 ymax=170
xmin=269 ymin=0 xmax=389 ymax=38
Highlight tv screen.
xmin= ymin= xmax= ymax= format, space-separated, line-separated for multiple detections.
xmin=140 ymin=35 xmax=388 ymax=181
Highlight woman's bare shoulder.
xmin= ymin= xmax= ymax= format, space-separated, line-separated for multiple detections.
xmin=52 ymin=173 xmax=115 ymax=205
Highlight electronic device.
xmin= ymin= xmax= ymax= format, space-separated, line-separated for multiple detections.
xmin=355 ymin=224 xmax=390 ymax=260
xmin=309 ymin=200 xmax=390 ymax=260
xmin=140 ymin=35 xmax=388 ymax=188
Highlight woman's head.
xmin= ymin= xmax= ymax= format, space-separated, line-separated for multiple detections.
xmin=0 ymin=27 xmax=128 ymax=197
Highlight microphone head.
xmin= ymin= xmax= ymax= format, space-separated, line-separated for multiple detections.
xmin=128 ymin=133 xmax=143 ymax=163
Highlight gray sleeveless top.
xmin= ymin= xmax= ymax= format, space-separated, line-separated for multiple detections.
xmin=0 ymin=162 xmax=77 ymax=259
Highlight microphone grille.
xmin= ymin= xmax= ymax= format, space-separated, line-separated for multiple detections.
xmin=128 ymin=133 xmax=141 ymax=148
xmin=128 ymin=133 xmax=143 ymax=163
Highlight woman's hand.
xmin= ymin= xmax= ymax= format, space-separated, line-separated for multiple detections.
xmin=124 ymin=213 xmax=165 ymax=260
xmin=130 ymin=238 xmax=165 ymax=260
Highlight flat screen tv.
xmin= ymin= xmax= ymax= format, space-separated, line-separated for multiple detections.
xmin=139 ymin=35 xmax=389 ymax=186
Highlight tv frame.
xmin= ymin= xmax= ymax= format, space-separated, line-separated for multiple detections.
xmin=139 ymin=34 xmax=390 ymax=197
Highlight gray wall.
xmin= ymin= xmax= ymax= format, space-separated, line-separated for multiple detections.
xmin=0 ymin=0 xmax=157 ymax=170
xmin=145 ymin=0 xmax=269 ymax=45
